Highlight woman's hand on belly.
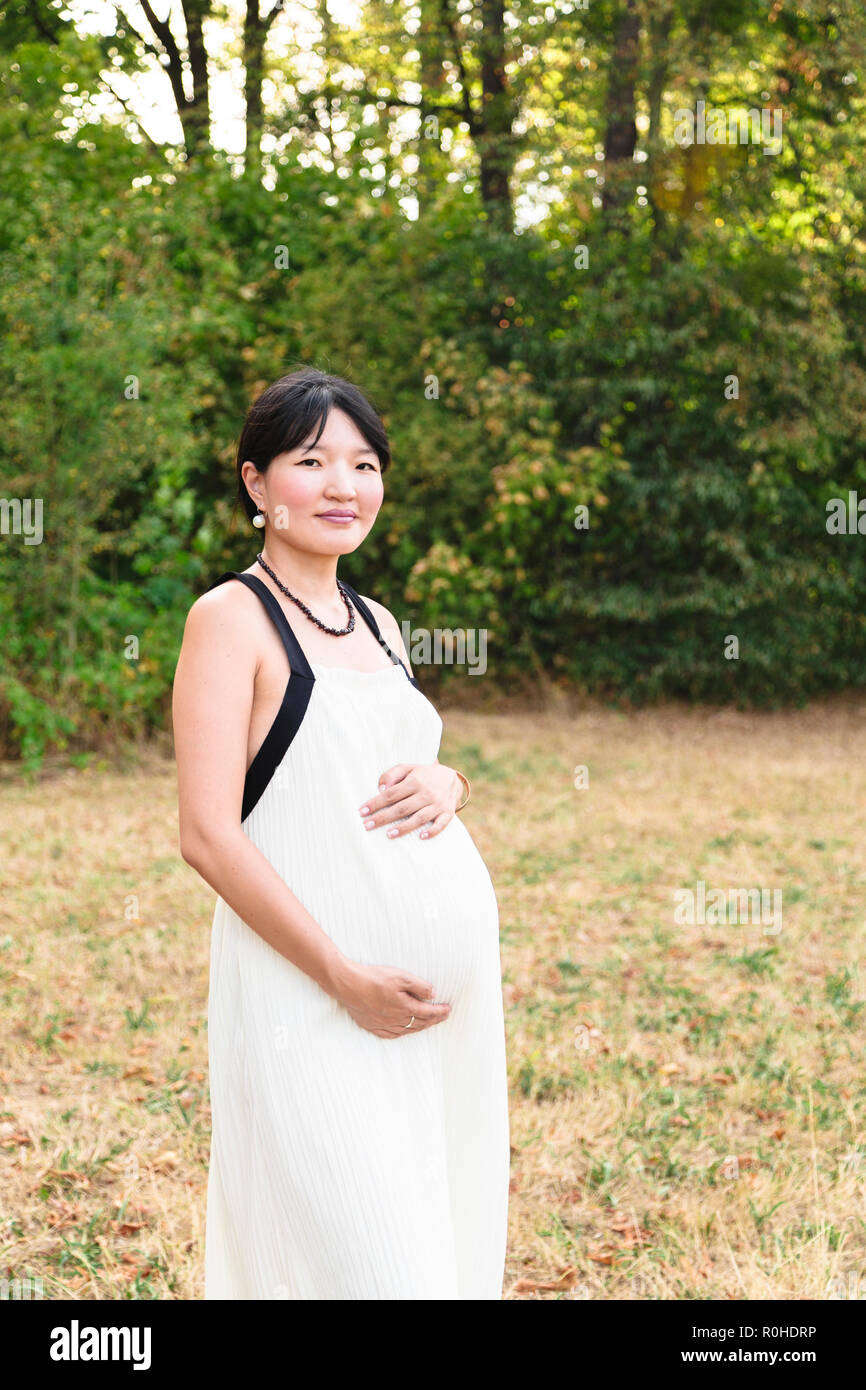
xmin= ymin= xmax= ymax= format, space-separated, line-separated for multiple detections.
xmin=358 ymin=762 xmax=462 ymax=840
xmin=327 ymin=956 xmax=452 ymax=1039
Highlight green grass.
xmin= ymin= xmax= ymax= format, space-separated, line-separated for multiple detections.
xmin=1 ymin=695 xmax=865 ymax=1299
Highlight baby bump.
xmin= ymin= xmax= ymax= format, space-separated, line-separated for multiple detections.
xmin=277 ymin=816 xmax=501 ymax=1004
xmin=415 ymin=821 xmax=499 ymax=973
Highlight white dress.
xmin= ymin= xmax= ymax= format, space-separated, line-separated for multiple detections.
xmin=202 ymin=572 xmax=510 ymax=1300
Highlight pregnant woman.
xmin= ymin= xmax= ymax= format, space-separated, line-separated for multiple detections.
xmin=172 ymin=367 xmax=510 ymax=1299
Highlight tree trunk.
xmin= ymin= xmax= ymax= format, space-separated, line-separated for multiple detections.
xmin=416 ymin=0 xmax=447 ymax=217
xmin=476 ymin=0 xmax=516 ymax=233
xmin=646 ymin=6 xmax=674 ymax=243
xmin=244 ymin=0 xmax=267 ymax=169
xmin=179 ymin=0 xmax=211 ymax=159
xmin=601 ymin=0 xmax=640 ymax=213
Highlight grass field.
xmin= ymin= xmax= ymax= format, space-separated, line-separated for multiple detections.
xmin=1 ymin=693 xmax=865 ymax=1300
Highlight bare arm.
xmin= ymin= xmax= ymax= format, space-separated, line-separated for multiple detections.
xmin=171 ymin=586 xmax=452 ymax=1037
xmin=172 ymin=587 xmax=347 ymax=997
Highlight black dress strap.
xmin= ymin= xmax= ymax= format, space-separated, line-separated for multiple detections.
xmin=340 ymin=580 xmax=420 ymax=689
xmin=206 ymin=571 xmax=315 ymax=821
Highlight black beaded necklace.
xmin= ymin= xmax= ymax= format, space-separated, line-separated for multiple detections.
xmin=256 ymin=552 xmax=356 ymax=637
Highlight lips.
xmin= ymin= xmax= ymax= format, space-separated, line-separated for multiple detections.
xmin=317 ymin=511 xmax=357 ymax=519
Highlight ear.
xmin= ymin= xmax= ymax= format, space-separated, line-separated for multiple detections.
xmin=241 ymin=459 xmax=265 ymax=510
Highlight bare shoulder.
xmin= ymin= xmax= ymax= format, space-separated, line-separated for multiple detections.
xmin=361 ymin=594 xmax=412 ymax=673
xmin=180 ymin=578 xmax=265 ymax=658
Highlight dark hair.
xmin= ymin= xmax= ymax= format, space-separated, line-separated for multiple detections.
xmin=235 ymin=366 xmax=391 ymax=520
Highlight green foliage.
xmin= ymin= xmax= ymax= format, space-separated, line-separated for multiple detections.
xmin=1 ymin=4 xmax=865 ymax=761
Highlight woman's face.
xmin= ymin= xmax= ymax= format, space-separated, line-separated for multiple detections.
xmin=242 ymin=407 xmax=385 ymax=555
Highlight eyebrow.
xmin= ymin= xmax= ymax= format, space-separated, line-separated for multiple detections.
xmin=298 ymin=441 xmax=378 ymax=456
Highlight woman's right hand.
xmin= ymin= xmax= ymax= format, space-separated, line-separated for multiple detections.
xmin=327 ymin=958 xmax=452 ymax=1039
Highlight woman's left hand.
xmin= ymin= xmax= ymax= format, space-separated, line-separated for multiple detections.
xmin=358 ymin=763 xmax=462 ymax=840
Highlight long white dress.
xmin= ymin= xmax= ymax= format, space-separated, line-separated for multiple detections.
xmin=203 ymin=572 xmax=510 ymax=1300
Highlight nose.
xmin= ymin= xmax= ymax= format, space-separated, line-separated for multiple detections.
xmin=324 ymin=461 xmax=359 ymax=499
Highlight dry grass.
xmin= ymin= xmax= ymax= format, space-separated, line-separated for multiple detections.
xmin=1 ymin=694 xmax=865 ymax=1300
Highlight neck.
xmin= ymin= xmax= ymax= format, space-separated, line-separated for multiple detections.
xmin=259 ymin=543 xmax=341 ymax=605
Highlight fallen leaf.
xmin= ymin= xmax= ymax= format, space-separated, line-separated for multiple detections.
xmin=511 ymin=1265 xmax=578 ymax=1292
xmin=618 ymin=1226 xmax=651 ymax=1248
xmin=43 ymin=1201 xmax=82 ymax=1229
xmin=149 ymin=1151 xmax=179 ymax=1173
xmin=118 ymin=1263 xmax=155 ymax=1281
xmin=610 ymin=1214 xmax=652 ymax=1246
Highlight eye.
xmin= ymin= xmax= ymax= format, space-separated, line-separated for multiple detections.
xmin=357 ymin=460 xmax=380 ymax=470
xmin=297 ymin=457 xmax=321 ymax=466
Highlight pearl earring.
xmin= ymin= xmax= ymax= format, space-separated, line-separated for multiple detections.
xmin=252 ymin=510 xmax=266 ymax=528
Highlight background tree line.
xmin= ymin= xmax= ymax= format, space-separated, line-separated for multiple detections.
xmin=1 ymin=0 xmax=865 ymax=764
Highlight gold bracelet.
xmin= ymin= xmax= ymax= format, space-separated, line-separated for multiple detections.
xmin=454 ymin=770 xmax=471 ymax=813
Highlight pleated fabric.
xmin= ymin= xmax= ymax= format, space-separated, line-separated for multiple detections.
xmin=204 ymin=660 xmax=510 ymax=1300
